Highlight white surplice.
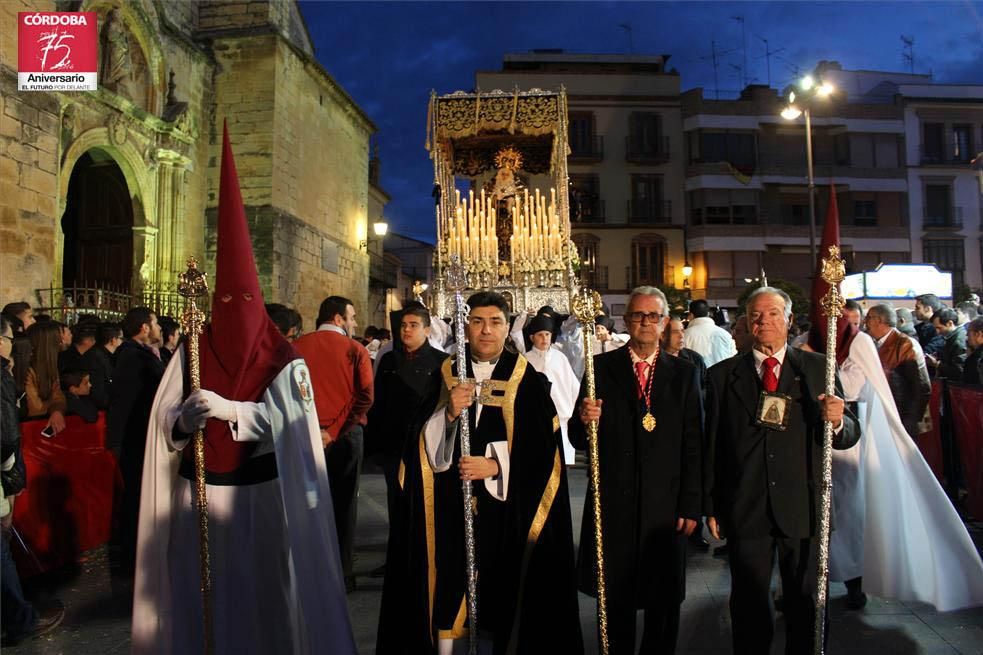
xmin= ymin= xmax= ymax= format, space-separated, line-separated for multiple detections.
xmin=131 ymin=348 xmax=356 ymax=654
xmin=828 ymin=332 xmax=983 ymax=611
xmin=523 ymin=346 xmax=579 ymax=465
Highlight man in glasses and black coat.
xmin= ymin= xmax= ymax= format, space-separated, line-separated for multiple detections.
xmin=572 ymin=285 xmax=703 ymax=654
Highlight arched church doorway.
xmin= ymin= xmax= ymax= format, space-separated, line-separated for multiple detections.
xmin=61 ymin=149 xmax=134 ymax=291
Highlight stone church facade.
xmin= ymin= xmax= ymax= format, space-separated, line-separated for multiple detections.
xmin=0 ymin=0 xmax=375 ymax=326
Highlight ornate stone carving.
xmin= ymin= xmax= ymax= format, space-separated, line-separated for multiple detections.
xmin=107 ymin=113 xmax=128 ymax=146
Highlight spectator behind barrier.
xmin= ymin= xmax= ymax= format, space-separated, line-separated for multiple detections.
xmin=24 ymin=323 xmax=67 ymax=434
xmin=2 ymin=303 xmax=34 ymax=396
xmin=58 ymin=322 xmax=97 ymax=374
xmin=60 ymin=370 xmax=98 ymax=424
xmin=931 ymin=308 xmax=968 ymax=380
xmin=963 ymin=317 xmax=983 ymax=386
xmin=0 ymin=314 xmax=66 ymax=643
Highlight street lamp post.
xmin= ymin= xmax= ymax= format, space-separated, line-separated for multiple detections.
xmin=781 ymin=75 xmax=834 ymax=265
xmin=804 ymin=107 xmax=817 ymax=263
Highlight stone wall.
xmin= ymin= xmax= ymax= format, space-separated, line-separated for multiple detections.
xmin=267 ymin=38 xmax=374 ymax=326
xmin=1 ymin=0 xmax=63 ymax=303
xmin=1 ymin=1 xmax=373 ymax=328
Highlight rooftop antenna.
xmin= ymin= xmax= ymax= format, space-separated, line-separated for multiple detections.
xmin=732 ymin=15 xmax=747 ymax=88
xmin=755 ymin=34 xmax=785 ymax=88
xmin=697 ymin=40 xmax=740 ymax=100
xmin=619 ymin=23 xmax=634 ymax=54
xmin=901 ymin=35 xmax=915 ymax=74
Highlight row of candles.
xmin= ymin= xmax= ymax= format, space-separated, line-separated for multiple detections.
xmin=441 ymin=188 xmax=566 ymax=266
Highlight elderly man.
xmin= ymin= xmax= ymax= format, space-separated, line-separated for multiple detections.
xmin=684 ymin=299 xmax=736 ymax=367
xmin=704 ymin=287 xmax=860 ymax=654
xmin=863 ymin=303 xmax=931 ymax=438
xmin=574 ymin=287 xmax=703 ymax=654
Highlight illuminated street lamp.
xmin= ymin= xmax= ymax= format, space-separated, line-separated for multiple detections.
xmin=780 ymin=73 xmax=835 ymax=263
xmin=373 ymin=221 xmax=389 ymax=237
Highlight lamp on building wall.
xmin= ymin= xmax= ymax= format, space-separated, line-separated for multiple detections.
xmin=780 ymin=73 xmax=836 ymax=264
xmin=360 ymin=220 xmax=390 ymax=251
xmin=682 ymin=262 xmax=693 ymax=289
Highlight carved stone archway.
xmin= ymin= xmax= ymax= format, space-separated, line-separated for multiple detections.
xmin=58 ymin=128 xmax=153 ymax=292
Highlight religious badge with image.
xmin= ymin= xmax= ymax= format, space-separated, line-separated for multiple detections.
xmin=756 ymin=391 xmax=792 ymax=431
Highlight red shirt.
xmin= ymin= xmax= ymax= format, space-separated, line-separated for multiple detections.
xmin=294 ymin=328 xmax=374 ymax=439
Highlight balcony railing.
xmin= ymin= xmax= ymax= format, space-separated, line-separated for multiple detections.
xmin=920 ymin=143 xmax=975 ymax=166
xmin=627 ymin=199 xmax=672 ymax=224
xmin=569 ymin=135 xmax=604 ymax=162
xmin=625 ymin=136 xmax=670 ymax=163
xmin=923 ymin=205 xmax=965 ymax=229
xmin=570 ymin=197 xmax=605 ymax=223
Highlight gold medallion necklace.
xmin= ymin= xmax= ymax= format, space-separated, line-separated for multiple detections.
xmin=635 ymin=349 xmax=658 ymax=432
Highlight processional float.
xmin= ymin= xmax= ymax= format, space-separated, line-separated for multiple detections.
xmin=426 ymin=88 xmax=610 ymax=654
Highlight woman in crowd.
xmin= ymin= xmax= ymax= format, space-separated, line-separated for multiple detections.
xmin=24 ymin=322 xmax=67 ymax=435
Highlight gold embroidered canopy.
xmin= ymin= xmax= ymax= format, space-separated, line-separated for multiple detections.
xmin=426 ymin=87 xmax=578 ymax=316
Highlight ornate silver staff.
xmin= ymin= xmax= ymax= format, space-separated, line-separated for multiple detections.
xmin=571 ymin=286 xmax=609 ymax=655
xmin=178 ymin=257 xmax=214 ymax=655
xmin=814 ymin=245 xmax=845 ymax=655
xmin=447 ymin=256 xmax=479 ymax=655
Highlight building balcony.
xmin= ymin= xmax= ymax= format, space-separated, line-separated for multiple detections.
xmin=923 ymin=206 xmax=965 ymax=230
xmin=920 ymin=144 xmax=975 ymax=166
xmin=625 ymin=136 xmax=671 ymax=164
xmin=569 ymin=135 xmax=604 ymax=163
xmin=570 ymin=198 xmax=606 ymax=224
xmin=627 ymin=199 xmax=672 ymax=224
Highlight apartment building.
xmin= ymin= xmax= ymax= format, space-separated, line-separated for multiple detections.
xmin=682 ymin=65 xmax=915 ymax=306
xmin=900 ymin=83 xmax=983 ymax=291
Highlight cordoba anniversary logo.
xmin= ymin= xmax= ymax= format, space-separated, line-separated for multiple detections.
xmin=18 ymin=12 xmax=98 ymax=91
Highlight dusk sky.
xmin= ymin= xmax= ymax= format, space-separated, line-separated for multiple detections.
xmin=300 ymin=1 xmax=983 ymax=243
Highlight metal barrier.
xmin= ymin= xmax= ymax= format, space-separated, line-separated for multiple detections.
xmin=34 ymin=284 xmax=203 ymax=324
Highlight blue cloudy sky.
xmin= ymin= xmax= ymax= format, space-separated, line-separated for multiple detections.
xmin=299 ymin=1 xmax=983 ymax=242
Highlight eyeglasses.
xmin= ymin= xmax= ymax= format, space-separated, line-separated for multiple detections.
xmin=626 ymin=311 xmax=665 ymax=325
xmin=0 ymin=335 xmax=12 ymax=344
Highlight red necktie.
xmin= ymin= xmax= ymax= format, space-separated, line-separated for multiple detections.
xmin=635 ymin=361 xmax=649 ymax=399
xmin=761 ymin=357 xmax=779 ymax=392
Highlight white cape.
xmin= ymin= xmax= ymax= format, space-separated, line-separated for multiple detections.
xmin=523 ymin=347 xmax=579 ymax=465
xmin=829 ymin=332 xmax=983 ymax=611
xmin=131 ymin=348 xmax=356 ymax=654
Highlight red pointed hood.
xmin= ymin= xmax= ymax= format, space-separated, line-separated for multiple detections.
xmin=193 ymin=123 xmax=297 ymax=473
xmin=807 ymin=185 xmax=858 ymax=364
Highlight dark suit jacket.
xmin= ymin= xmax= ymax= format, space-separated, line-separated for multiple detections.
xmin=937 ymin=327 xmax=968 ymax=380
xmin=568 ymin=347 xmax=702 ymax=606
xmin=365 ymin=342 xmax=448 ymax=460
xmin=107 ymin=340 xmax=164 ymax=464
xmin=704 ymin=347 xmax=860 ymax=540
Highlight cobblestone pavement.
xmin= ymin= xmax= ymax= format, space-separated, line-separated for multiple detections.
xmin=7 ymin=471 xmax=983 ymax=654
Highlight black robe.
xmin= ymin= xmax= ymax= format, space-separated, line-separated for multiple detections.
xmin=377 ymin=348 xmax=583 ymax=655
xmin=568 ymin=348 xmax=703 ymax=609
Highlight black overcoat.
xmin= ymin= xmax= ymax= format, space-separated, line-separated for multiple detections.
xmin=568 ymin=347 xmax=703 ymax=608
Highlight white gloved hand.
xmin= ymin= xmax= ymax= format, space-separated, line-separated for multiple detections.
xmin=176 ymin=389 xmax=238 ymax=433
